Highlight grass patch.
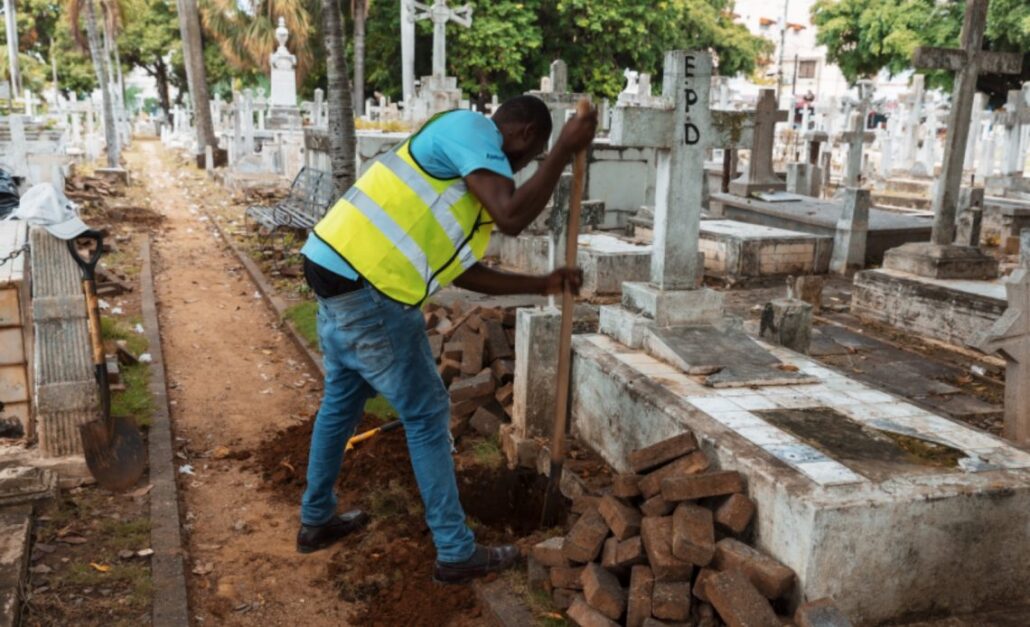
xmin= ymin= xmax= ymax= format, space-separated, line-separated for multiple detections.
xmin=284 ymin=300 xmax=319 ymax=349
xmin=367 ymin=479 xmax=422 ymax=519
xmin=64 ymin=562 xmax=154 ymax=609
xmin=364 ymin=395 xmax=398 ymax=421
xmin=100 ymin=316 xmax=148 ymax=356
xmin=471 ymin=436 xmax=504 ymax=469
xmin=97 ymin=518 xmax=151 ymax=553
xmin=111 ymin=364 xmax=153 ymax=428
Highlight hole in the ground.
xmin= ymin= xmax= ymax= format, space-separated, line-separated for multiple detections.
xmin=457 ymin=466 xmax=566 ymax=537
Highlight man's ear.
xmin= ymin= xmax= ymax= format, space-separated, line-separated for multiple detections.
xmin=520 ymin=122 xmax=537 ymax=143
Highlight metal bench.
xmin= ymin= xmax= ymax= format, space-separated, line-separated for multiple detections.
xmin=245 ymin=167 xmax=336 ymax=233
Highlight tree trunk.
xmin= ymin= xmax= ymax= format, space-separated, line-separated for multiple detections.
xmin=352 ymin=0 xmax=366 ymax=117
xmin=322 ymin=0 xmax=356 ymax=195
xmin=154 ymin=60 xmax=172 ymax=124
xmin=84 ymin=0 xmax=120 ymax=167
xmin=175 ymin=0 xmax=217 ymax=163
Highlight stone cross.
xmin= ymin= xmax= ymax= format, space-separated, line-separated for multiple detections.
xmin=607 ymin=50 xmax=752 ymax=327
xmin=965 ymin=92 xmax=988 ymax=171
xmin=829 ymin=188 xmax=871 ymax=274
xmin=728 ymin=89 xmax=788 ymax=196
xmin=838 ymin=110 xmax=875 ymax=188
xmin=913 ymin=0 xmax=1022 ymax=246
xmin=899 ymin=75 xmax=925 ymax=169
xmin=971 ymin=268 xmax=1030 ymax=444
xmin=411 ymin=0 xmax=473 ymax=80
xmin=999 ymin=88 xmax=1030 ymax=178
xmin=912 ymin=103 xmax=940 ymax=178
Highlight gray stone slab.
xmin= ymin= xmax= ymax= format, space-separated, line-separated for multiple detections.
xmin=0 ymin=505 xmax=31 ymax=627
xmin=709 ymin=192 xmax=933 ymax=264
xmin=0 ymin=467 xmax=57 ymax=508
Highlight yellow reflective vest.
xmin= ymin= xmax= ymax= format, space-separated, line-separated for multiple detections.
xmin=312 ymin=128 xmax=494 ymax=307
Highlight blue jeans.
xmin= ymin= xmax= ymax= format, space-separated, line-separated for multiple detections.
xmin=300 ymin=286 xmax=476 ymax=563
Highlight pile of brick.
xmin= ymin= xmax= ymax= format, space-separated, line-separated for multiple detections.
xmin=424 ymin=302 xmax=517 ymax=441
xmin=529 ymin=433 xmax=851 ymax=627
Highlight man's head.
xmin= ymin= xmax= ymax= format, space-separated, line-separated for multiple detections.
xmin=492 ymin=95 xmax=552 ymax=172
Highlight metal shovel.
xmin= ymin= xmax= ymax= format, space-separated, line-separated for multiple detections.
xmin=69 ymin=230 xmax=146 ymax=492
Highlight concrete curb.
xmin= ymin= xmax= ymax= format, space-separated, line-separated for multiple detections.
xmin=140 ymin=237 xmax=191 ymax=627
xmin=204 ymin=215 xmax=326 ymax=378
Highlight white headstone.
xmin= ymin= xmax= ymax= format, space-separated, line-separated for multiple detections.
xmin=269 ymin=17 xmax=298 ymax=108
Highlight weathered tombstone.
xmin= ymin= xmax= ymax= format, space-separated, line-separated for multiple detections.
xmin=965 ymin=92 xmax=988 ymax=171
xmin=527 ymin=60 xmax=587 ymax=149
xmin=837 ymin=110 xmax=875 ymax=189
xmin=829 ymin=189 xmax=871 ymax=275
xmin=407 ymin=0 xmax=472 ymax=120
xmin=882 ymin=0 xmax=1021 ymax=279
xmin=267 ymin=18 xmax=301 ymax=129
xmin=971 ymin=268 xmax=1030 ymax=444
xmin=728 ymin=89 xmax=788 ymax=197
xmin=760 ymin=298 xmax=813 ymax=354
xmin=898 ymin=75 xmax=925 ymax=172
xmin=911 ymin=102 xmax=940 ymax=178
xmin=954 ymin=187 xmax=984 ymax=247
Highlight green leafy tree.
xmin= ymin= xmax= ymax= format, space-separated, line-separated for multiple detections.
xmin=812 ymin=0 xmax=1029 ymax=97
xmin=449 ymin=1 xmax=542 ymax=102
xmin=118 ymin=0 xmax=180 ymax=120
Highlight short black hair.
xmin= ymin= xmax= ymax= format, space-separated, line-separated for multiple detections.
xmin=492 ymin=95 xmax=552 ymax=141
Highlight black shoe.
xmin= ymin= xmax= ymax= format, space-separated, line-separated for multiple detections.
xmin=296 ymin=510 xmax=369 ymax=554
xmin=433 ymin=544 xmax=520 ymax=584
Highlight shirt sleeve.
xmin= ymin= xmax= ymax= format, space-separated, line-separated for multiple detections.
xmin=429 ymin=111 xmax=514 ymax=180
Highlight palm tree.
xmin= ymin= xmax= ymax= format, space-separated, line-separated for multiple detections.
xmin=69 ymin=0 xmax=120 ymax=167
xmin=351 ymin=0 xmax=369 ymax=116
xmin=321 ymin=0 xmax=355 ymax=195
xmin=176 ymin=0 xmax=217 ymax=166
xmin=200 ymin=0 xmax=315 ymax=82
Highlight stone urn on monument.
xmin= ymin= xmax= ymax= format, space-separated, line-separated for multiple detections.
xmin=267 ymin=17 xmax=302 ymax=130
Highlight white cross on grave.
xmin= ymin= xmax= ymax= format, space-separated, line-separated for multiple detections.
xmin=728 ymin=89 xmax=788 ymax=197
xmin=411 ymin=0 xmax=473 ymax=80
xmin=603 ymin=50 xmax=753 ymax=331
xmin=882 ymin=0 xmax=1021 ymax=280
xmin=972 ymin=268 xmax=1030 ymax=444
xmin=838 ymin=111 xmax=875 ymax=189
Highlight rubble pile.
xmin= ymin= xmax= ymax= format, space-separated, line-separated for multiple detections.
xmin=529 ymin=433 xmax=852 ymax=627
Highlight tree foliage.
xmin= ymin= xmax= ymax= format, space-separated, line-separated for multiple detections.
xmin=812 ymin=0 xmax=1029 ymax=95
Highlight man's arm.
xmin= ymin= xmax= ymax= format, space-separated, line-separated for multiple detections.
xmin=466 ymin=112 xmax=597 ymax=236
xmin=453 ymin=263 xmax=583 ymax=296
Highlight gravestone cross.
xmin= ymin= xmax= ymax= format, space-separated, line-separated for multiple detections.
xmin=411 ymin=0 xmax=473 ymax=80
xmin=728 ymin=89 xmax=788 ymax=196
xmin=899 ymin=75 xmax=925 ymax=169
xmin=838 ymin=85 xmax=875 ymax=188
xmin=998 ymin=88 xmax=1030 ymax=179
xmin=972 ymin=268 xmax=1030 ymax=444
xmin=912 ymin=0 xmax=1022 ymax=246
xmin=607 ymin=50 xmax=752 ymax=329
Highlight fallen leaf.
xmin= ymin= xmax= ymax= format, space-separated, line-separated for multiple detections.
xmin=126 ymin=484 xmax=154 ymax=499
xmin=776 ymin=364 xmax=800 ymax=372
xmin=89 ymin=563 xmax=111 ymax=573
xmin=57 ymin=536 xmax=88 ymax=545
xmin=211 ymin=446 xmax=231 ymax=460
xmin=193 ymin=562 xmax=214 ymax=576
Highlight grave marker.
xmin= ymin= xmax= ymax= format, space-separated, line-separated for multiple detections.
xmin=729 ymin=89 xmax=788 ymax=197
xmin=411 ymin=0 xmax=473 ymax=79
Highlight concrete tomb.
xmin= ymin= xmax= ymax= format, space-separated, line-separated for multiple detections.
xmin=407 ymin=0 xmax=472 ymax=120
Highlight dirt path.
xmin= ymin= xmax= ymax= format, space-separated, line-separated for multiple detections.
xmin=127 ymin=141 xmax=352 ymax=625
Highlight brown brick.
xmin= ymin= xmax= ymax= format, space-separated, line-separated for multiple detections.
xmin=465 ymin=314 xmax=483 ymax=332
xmin=639 ymin=516 xmax=694 ymax=582
xmin=532 ymin=536 xmax=570 ymax=568
xmin=693 ymin=568 xmax=717 ymax=603
xmin=450 ymin=415 xmax=470 ymax=440
xmin=550 ymin=566 xmax=585 ymax=590
xmin=638 ymin=452 xmax=710 ymax=498
xmin=598 ymin=495 xmax=642 ymax=540
xmin=572 ymin=495 xmax=601 ymax=515
xmin=428 ymin=334 xmax=444 ymax=359
xmin=715 ymin=493 xmax=756 ymax=535
xmin=627 ymin=565 xmax=654 ymax=627
xmin=614 ymin=536 xmax=647 ymax=568
xmin=661 ymin=471 xmax=744 ymax=502
xmin=553 ymin=587 xmax=576 ymax=610
xmin=612 ymin=474 xmax=642 ymax=498
xmin=491 ymin=358 xmax=516 ymax=384
xmin=442 ymin=341 xmax=463 ymax=361
xmin=642 ymin=619 xmax=693 ymax=627
xmin=449 ymin=372 xmax=495 ymax=401
xmin=794 ymin=598 xmax=853 ymax=627
xmin=601 ymin=537 xmax=619 ymax=570
xmin=460 ymin=333 xmax=486 ymax=374
xmin=652 ymin=581 xmax=692 ymax=621
xmin=439 ymin=358 xmax=461 ymax=384
xmin=713 ymin=538 xmax=796 ymax=600
xmin=706 ymin=570 xmax=780 ymax=627
xmin=484 ymin=319 xmax=514 ymax=362
xmin=470 ymin=405 xmax=503 ymax=437
xmin=567 ymin=594 xmax=620 ymax=627
xmin=696 ymin=602 xmax=719 ymax=627
xmin=640 ymin=494 xmax=675 ymax=517
xmin=495 ymin=382 xmax=514 ymax=405
xmin=451 ymin=393 xmax=492 ymax=419
xmin=563 ymin=508 xmax=610 ymax=563
xmin=628 ymin=432 xmax=699 ymax=474
xmin=671 ymin=503 xmax=715 ymax=566
xmin=581 ymin=562 xmax=627 ymax=621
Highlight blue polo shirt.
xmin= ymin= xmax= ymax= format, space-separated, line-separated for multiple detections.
xmin=301 ymin=110 xmax=513 ymax=279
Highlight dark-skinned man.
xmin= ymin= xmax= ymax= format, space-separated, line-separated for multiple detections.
xmin=296 ymin=95 xmax=598 ymax=583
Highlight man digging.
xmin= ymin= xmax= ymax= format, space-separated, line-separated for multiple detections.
xmin=296 ymin=95 xmax=598 ymax=584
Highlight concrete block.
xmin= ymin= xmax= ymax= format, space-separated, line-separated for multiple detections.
xmin=550 ymin=566 xmax=585 ymax=590
xmin=628 ymin=432 xmax=699 ymax=474
xmin=598 ymin=495 xmax=642 ymax=540
xmin=513 ymin=307 xmax=560 ymax=438
xmin=640 ymin=516 xmax=694 ymax=582
xmin=0 ymin=506 xmax=31 ymax=627
xmin=706 ymin=570 xmax=780 ymax=627
xmin=449 ymin=372 xmax=495 ymax=402
xmin=614 ymin=536 xmax=647 ymax=568
xmin=693 ymin=567 xmax=717 ymax=603
xmin=661 ymin=471 xmax=745 ymax=502
xmin=581 ymin=562 xmax=627 ymax=621
xmin=639 ymin=452 xmax=710 ymax=498
xmin=460 ymin=332 xmax=486 ymax=374
xmin=469 ymin=406 xmax=503 ymax=437
xmin=622 ymin=283 xmax=724 ymax=327
xmin=601 ymin=537 xmax=620 ymax=571
xmin=567 ymin=594 xmax=620 ymax=627
xmin=563 ymin=508 xmax=610 ymax=563
xmin=652 ymin=581 xmax=692 ymax=622
xmin=641 ymin=494 xmax=676 ymax=517
xmin=532 ymin=536 xmax=570 ymax=568
xmin=760 ymin=298 xmax=813 ymax=354
xmin=715 ymin=494 xmax=756 ymax=535
xmin=713 ymin=538 xmax=796 ymax=600
xmin=881 ymin=242 xmax=999 ymax=280
xmin=627 ymin=565 xmax=654 ymax=627
xmin=613 ymin=474 xmax=642 ymax=498
xmin=671 ymin=503 xmax=715 ymax=566
xmin=829 ymin=188 xmax=870 ymax=275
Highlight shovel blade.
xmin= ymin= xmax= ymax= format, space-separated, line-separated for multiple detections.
xmin=80 ymin=416 xmax=147 ymax=492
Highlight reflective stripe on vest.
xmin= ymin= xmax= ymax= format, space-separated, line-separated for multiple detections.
xmin=312 ymin=138 xmax=493 ymax=306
